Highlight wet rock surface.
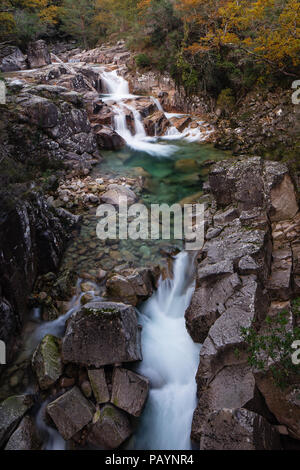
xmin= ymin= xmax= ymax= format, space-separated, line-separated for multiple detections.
xmin=111 ymin=367 xmax=149 ymax=417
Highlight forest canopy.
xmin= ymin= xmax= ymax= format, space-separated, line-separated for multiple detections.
xmin=1 ymin=0 xmax=299 ymax=93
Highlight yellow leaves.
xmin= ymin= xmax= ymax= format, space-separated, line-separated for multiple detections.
xmin=177 ymin=0 xmax=300 ymax=69
xmin=0 ymin=12 xmax=15 ymax=36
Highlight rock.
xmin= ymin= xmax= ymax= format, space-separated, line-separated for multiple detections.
xmin=32 ymin=334 xmax=62 ymax=390
xmin=27 ymin=40 xmax=51 ymax=68
xmin=47 ymin=387 xmax=94 ymax=440
xmin=88 ymin=369 xmax=110 ymax=404
xmin=100 ymin=184 xmax=137 ymax=206
xmin=0 ymin=394 xmax=34 ymax=447
xmin=175 ymin=158 xmax=200 ymax=173
xmin=106 ymin=275 xmax=137 ymax=306
xmin=23 ymin=95 xmax=59 ymax=129
xmin=185 ymin=273 xmax=241 ymax=343
xmin=200 ymin=408 xmax=281 ymax=450
xmin=62 ymin=301 xmax=142 ymax=367
xmin=5 ymin=416 xmax=41 ymax=450
xmin=81 ymin=380 xmax=92 ymax=398
xmin=0 ymin=46 xmax=27 ymax=72
xmin=266 ymin=248 xmax=293 ymax=300
xmin=172 ymin=116 xmax=192 ymax=132
xmin=106 ymin=267 xmax=155 ymax=306
xmin=267 ymin=169 xmax=298 ymax=222
xmin=111 ymin=367 xmax=149 ymax=417
xmin=87 ymin=404 xmax=132 ymax=449
xmin=95 ymin=127 xmax=125 ymax=150
xmin=143 ymin=111 xmax=170 ymax=136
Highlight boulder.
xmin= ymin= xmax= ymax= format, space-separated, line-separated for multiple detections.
xmin=27 ymin=40 xmax=51 ymax=68
xmin=200 ymin=408 xmax=281 ymax=450
xmin=0 ymin=394 xmax=34 ymax=447
xmin=47 ymin=387 xmax=94 ymax=440
xmin=62 ymin=301 xmax=142 ymax=367
xmin=0 ymin=46 xmax=27 ymax=72
xmin=143 ymin=111 xmax=170 ymax=136
xmin=100 ymin=184 xmax=137 ymax=206
xmin=32 ymin=334 xmax=62 ymax=390
xmin=87 ymin=404 xmax=132 ymax=449
xmin=95 ymin=127 xmax=125 ymax=150
xmin=111 ymin=368 xmax=149 ymax=417
xmin=106 ymin=267 xmax=155 ymax=306
xmin=5 ymin=416 xmax=42 ymax=450
xmin=88 ymin=369 xmax=110 ymax=404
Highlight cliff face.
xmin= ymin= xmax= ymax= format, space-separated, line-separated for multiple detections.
xmin=187 ymin=157 xmax=300 ymax=449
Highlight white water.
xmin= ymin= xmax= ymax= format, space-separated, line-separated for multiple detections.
xmin=100 ymin=69 xmax=212 ymax=156
xmin=134 ymin=251 xmax=201 ymax=450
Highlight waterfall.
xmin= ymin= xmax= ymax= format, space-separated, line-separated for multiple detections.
xmin=133 ymin=251 xmax=201 ymax=450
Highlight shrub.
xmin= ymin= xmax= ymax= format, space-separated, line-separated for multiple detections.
xmin=135 ymin=53 xmax=151 ymax=68
xmin=241 ymin=300 xmax=300 ymax=389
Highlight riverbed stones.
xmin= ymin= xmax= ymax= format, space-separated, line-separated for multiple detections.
xmin=47 ymin=386 xmax=95 ymax=440
xmin=100 ymin=184 xmax=137 ymax=206
xmin=32 ymin=334 xmax=62 ymax=390
xmin=88 ymin=369 xmax=110 ymax=404
xmin=199 ymin=408 xmax=281 ymax=450
xmin=111 ymin=368 xmax=149 ymax=417
xmin=87 ymin=404 xmax=132 ymax=449
xmin=0 ymin=394 xmax=34 ymax=447
xmin=62 ymin=301 xmax=142 ymax=367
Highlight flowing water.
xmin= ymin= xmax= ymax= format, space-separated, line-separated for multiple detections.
xmin=3 ymin=66 xmax=230 ymax=450
xmin=133 ymin=251 xmax=200 ymax=450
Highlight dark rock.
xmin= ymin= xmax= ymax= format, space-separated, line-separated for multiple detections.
xmin=0 ymin=394 xmax=34 ymax=447
xmin=0 ymin=46 xmax=27 ymax=72
xmin=111 ymin=367 xmax=149 ymax=417
xmin=88 ymin=369 xmax=110 ymax=404
xmin=87 ymin=404 xmax=132 ymax=449
xmin=62 ymin=301 xmax=142 ymax=367
xmin=200 ymin=408 xmax=281 ymax=450
xmin=95 ymin=127 xmax=125 ymax=150
xmin=5 ymin=416 xmax=41 ymax=450
xmin=27 ymin=40 xmax=51 ymax=68
xmin=47 ymin=386 xmax=94 ymax=440
xmin=32 ymin=335 xmax=62 ymax=390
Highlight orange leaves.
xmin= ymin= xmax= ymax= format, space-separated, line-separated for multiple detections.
xmin=176 ymin=0 xmax=300 ymax=70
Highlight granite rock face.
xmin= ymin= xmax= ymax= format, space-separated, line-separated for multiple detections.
xmin=188 ymin=157 xmax=300 ymax=446
xmin=87 ymin=404 xmax=132 ymax=449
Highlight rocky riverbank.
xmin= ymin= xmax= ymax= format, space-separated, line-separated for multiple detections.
xmin=187 ymin=157 xmax=300 ymax=449
xmin=0 ymin=39 xmax=299 ymax=451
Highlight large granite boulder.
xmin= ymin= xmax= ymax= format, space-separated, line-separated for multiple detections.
xmin=0 ymin=46 xmax=27 ymax=72
xmin=32 ymin=334 xmax=62 ymax=390
xmin=143 ymin=111 xmax=170 ymax=136
xmin=95 ymin=127 xmax=125 ymax=150
xmin=27 ymin=40 xmax=51 ymax=69
xmin=47 ymin=386 xmax=94 ymax=440
xmin=111 ymin=367 xmax=149 ymax=417
xmin=62 ymin=301 xmax=142 ymax=367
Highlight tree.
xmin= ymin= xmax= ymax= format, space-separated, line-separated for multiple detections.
xmin=60 ymin=0 xmax=97 ymax=48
